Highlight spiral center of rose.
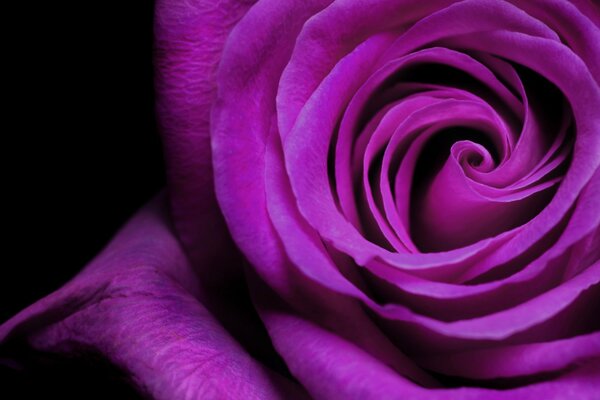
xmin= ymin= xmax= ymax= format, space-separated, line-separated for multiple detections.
xmin=329 ymin=54 xmax=573 ymax=254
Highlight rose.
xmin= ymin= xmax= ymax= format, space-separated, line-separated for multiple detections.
xmin=2 ymin=0 xmax=600 ymax=398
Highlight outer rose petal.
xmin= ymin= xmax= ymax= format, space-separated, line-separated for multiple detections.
xmin=252 ymin=277 xmax=600 ymax=400
xmin=155 ymin=0 xmax=280 ymax=363
xmin=154 ymin=0 xmax=255 ymax=268
xmin=0 ymin=195 xmax=306 ymax=400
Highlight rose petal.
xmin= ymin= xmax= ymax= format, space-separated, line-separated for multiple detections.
xmin=416 ymin=331 xmax=600 ymax=379
xmin=155 ymin=0 xmax=255 ymax=267
xmin=253 ymin=279 xmax=600 ymax=399
xmin=0 ymin=195 xmax=306 ymax=400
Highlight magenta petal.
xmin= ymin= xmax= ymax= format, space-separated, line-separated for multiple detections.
xmin=416 ymin=332 xmax=600 ymax=379
xmin=0 ymin=196 xmax=306 ymax=400
xmin=154 ymin=0 xmax=256 ymax=266
xmin=254 ymin=282 xmax=600 ymax=400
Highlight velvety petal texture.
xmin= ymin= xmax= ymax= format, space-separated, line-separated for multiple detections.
xmin=213 ymin=0 xmax=600 ymax=397
xmin=0 ymin=195 xmax=306 ymax=399
xmin=3 ymin=0 xmax=599 ymax=398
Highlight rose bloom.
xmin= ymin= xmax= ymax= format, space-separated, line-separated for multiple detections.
xmin=2 ymin=0 xmax=600 ymax=398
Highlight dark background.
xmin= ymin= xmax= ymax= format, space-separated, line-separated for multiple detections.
xmin=2 ymin=1 xmax=163 ymax=397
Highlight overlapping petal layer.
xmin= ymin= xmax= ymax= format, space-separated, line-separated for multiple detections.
xmin=2 ymin=0 xmax=598 ymax=398
xmin=0 ymin=196 xmax=306 ymax=399
xmin=214 ymin=0 xmax=600 ymax=395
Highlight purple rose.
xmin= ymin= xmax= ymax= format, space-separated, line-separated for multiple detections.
xmin=2 ymin=0 xmax=599 ymax=398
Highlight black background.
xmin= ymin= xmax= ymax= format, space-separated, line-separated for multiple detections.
xmin=2 ymin=1 xmax=163 ymax=397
